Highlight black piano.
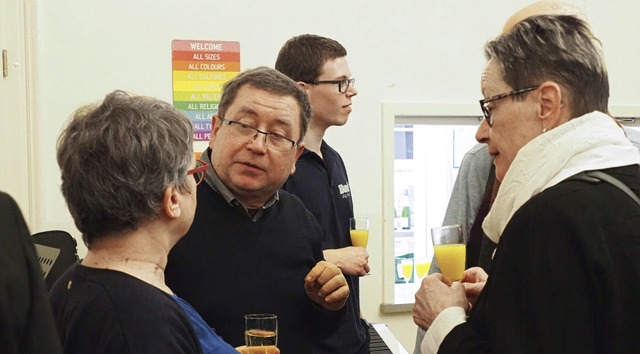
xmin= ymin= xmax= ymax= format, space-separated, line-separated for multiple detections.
xmin=368 ymin=322 xmax=409 ymax=354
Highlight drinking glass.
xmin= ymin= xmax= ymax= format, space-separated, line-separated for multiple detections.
xmin=244 ymin=314 xmax=277 ymax=348
xmin=414 ymin=258 xmax=431 ymax=279
xmin=401 ymin=258 xmax=414 ymax=283
xmin=431 ymin=224 xmax=465 ymax=281
xmin=349 ymin=217 xmax=369 ymax=248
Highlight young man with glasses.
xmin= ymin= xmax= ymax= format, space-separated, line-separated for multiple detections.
xmin=165 ymin=67 xmax=350 ymax=353
xmin=275 ymin=34 xmax=369 ymax=354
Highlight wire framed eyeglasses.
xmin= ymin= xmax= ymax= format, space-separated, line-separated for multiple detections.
xmin=221 ymin=118 xmax=298 ymax=152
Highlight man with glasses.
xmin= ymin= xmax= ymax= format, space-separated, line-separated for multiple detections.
xmin=166 ymin=66 xmax=350 ymax=353
xmin=275 ymin=34 xmax=369 ymax=354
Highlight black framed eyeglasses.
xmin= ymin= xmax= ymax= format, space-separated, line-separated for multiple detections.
xmin=307 ymin=77 xmax=355 ymax=93
xmin=479 ymin=85 xmax=539 ymax=127
xmin=220 ymin=118 xmax=298 ymax=152
xmin=187 ymin=159 xmax=208 ymax=186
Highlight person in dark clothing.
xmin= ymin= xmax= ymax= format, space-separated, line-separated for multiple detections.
xmin=50 ymin=90 xmax=240 ymax=354
xmin=0 ymin=191 xmax=63 ymax=354
xmin=276 ymin=34 xmax=369 ymax=354
xmin=413 ymin=14 xmax=640 ymax=354
xmin=166 ymin=67 xmax=350 ymax=353
xmin=414 ymin=2 xmax=640 ymax=352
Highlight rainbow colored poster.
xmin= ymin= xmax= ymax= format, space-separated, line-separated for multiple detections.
xmin=172 ymin=40 xmax=240 ymax=141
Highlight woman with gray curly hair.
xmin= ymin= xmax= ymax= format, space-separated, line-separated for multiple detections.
xmin=49 ymin=90 xmax=244 ymax=353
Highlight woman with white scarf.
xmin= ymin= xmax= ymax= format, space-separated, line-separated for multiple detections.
xmin=414 ymin=14 xmax=640 ymax=354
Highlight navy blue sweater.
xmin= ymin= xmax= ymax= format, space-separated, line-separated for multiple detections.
xmin=166 ymin=179 xmax=343 ymax=353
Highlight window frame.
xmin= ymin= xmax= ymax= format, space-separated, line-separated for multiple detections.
xmin=381 ymin=103 xmax=481 ymax=310
xmin=380 ymin=104 xmax=640 ymax=312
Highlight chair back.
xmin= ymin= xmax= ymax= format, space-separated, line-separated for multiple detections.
xmin=31 ymin=230 xmax=79 ymax=289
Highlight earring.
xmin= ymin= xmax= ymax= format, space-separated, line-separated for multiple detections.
xmin=542 ymin=127 xmax=547 ymax=133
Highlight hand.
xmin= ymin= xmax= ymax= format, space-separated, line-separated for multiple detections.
xmin=461 ymin=267 xmax=488 ymax=309
xmin=304 ymin=260 xmax=350 ymax=311
xmin=323 ymin=247 xmax=370 ymax=276
xmin=236 ymin=345 xmax=279 ymax=354
xmin=413 ymin=273 xmax=468 ymax=330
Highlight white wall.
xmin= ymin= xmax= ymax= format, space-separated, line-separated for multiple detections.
xmin=0 ymin=0 xmax=29 ymax=219
xmin=10 ymin=0 xmax=640 ymax=350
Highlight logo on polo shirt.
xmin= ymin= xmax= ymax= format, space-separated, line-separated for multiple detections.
xmin=338 ymin=183 xmax=351 ymax=199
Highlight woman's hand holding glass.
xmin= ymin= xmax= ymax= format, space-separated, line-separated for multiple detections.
xmin=412 ymin=266 xmax=488 ymax=331
xmin=461 ymin=266 xmax=488 ymax=310
xmin=413 ymin=273 xmax=468 ymax=330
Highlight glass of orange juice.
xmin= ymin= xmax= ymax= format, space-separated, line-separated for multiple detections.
xmin=414 ymin=258 xmax=431 ymax=279
xmin=431 ymin=224 xmax=465 ymax=282
xmin=349 ymin=217 xmax=369 ymax=248
xmin=401 ymin=258 xmax=414 ymax=283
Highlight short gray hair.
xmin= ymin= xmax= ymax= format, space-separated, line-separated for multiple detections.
xmin=56 ymin=90 xmax=193 ymax=246
xmin=485 ymin=14 xmax=609 ymax=117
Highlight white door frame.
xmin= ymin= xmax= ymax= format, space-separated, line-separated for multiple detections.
xmin=0 ymin=0 xmax=31 ymax=222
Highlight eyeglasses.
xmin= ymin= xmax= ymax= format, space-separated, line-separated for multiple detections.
xmin=187 ymin=159 xmax=208 ymax=186
xmin=221 ymin=118 xmax=298 ymax=152
xmin=479 ymin=85 xmax=539 ymax=127
xmin=307 ymin=78 xmax=355 ymax=93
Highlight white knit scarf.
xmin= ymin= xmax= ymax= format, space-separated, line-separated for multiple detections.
xmin=483 ymin=111 xmax=640 ymax=243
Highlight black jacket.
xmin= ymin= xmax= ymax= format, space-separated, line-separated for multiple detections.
xmin=441 ymin=165 xmax=640 ymax=354
xmin=0 ymin=192 xmax=62 ymax=354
